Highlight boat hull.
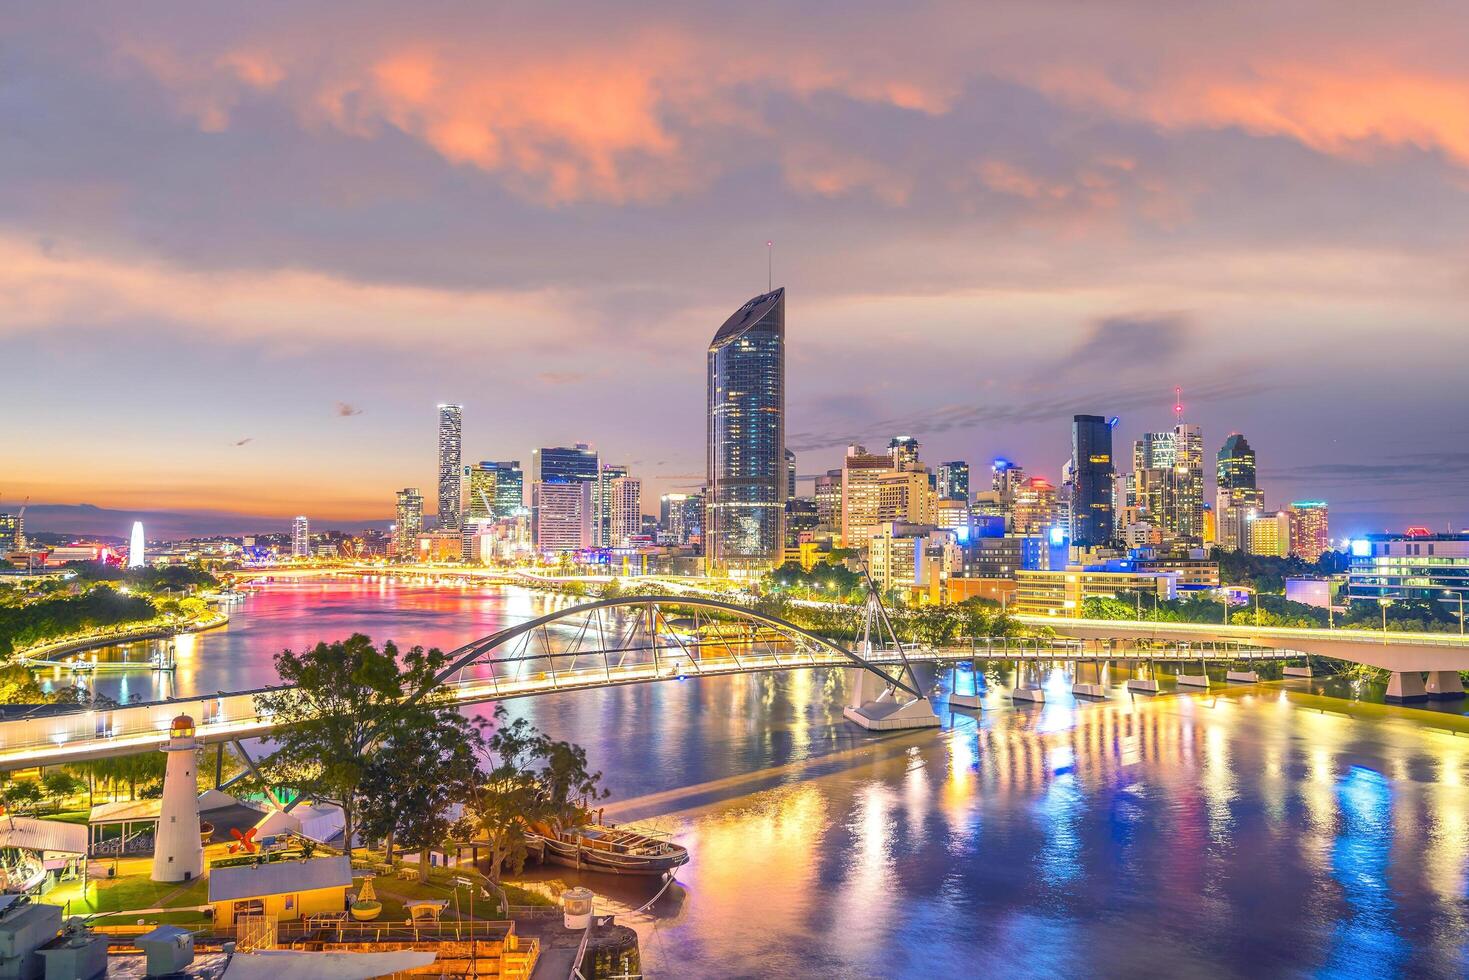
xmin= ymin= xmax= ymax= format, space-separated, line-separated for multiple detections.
xmin=530 ymin=834 xmax=688 ymax=877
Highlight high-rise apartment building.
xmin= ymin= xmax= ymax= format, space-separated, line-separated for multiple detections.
xmin=532 ymin=480 xmax=594 ymax=553
xmin=936 ymin=461 xmax=970 ymax=501
xmin=1071 ymin=415 xmax=1115 ymax=547
xmin=1010 ymin=477 xmax=1058 ymax=534
xmin=659 ymin=491 xmax=704 ymax=547
xmin=706 ymin=288 xmax=785 ymax=569
xmin=840 ymin=445 xmax=892 ymax=547
xmin=608 ymin=476 xmax=642 ymax=548
xmin=437 ymin=404 xmax=463 ymax=531
xmin=785 ymin=448 xmax=797 ymax=499
xmin=291 ymin=516 xmax=310 ymax=558
xmin=597 ymin=463 xmax=629 ymax=548
xmin=467 ymin=461 xmax=524 ymax=519
xmin=394 ymin=489 xmax=424 ymax=560
xmin=1287 ymin=500 xmax=1329 ymax=562
xmin=888 ymin=436 xmax=920 ymax=472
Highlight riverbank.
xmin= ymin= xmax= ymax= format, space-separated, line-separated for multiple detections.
xmin=13 ymin=608 xmax=229 ymax=666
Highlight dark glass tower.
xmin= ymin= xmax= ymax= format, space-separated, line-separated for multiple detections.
xmin=707 ymin=288 xmax=785 ymax=569
xmin=1071 ymin=415 xmax=1115 ymax=546
xmin=1217 ymin=434 xmax=1262 ymax=505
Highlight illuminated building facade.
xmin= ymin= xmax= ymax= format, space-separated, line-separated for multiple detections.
xmin=1015 ymin=568 xmax=1178 ymax=617
xmin=608 ymin=476 xmax=642 ymax=548
xmin=706 ymin=288 xmax=785 ymax=570
xmin=877 ymin=470 xmax=936 ymax=526
xmin=467 ymin=460 xmax=524 ymax=519
xmin=1346 ymin=533 xmax=1469 ymax=610
xmin=1216 ymin=433 xmax=1264 ymax=551
xmin=597 ymin=463 xmax=629 ymax=548
xmin=1247 ymin=510 xmax=1291 ymax=558
xmin=1172 ymin=424 xmax=1205 ymax=540
xmin=128 ymin=521 xmax=146 ymax=568
xmin=394 ymin=489 xmax=423 ymax=559
xmin=1071 ymin=414 xmax=1115 ymax=547
xmin=785 ymin=448 xmax=798 ymax=499
xmin=784 ymin=496 xmax=819 ymax=546
xmin=1010 ymin=477 xmax=1057 ymax=534
xmin=533 ymin=444 xmax=600 ymax=485
xmin=0 ymin=513 xmax=22 ymax=555
xmin=1287 ymin=500 xmax=1330 ymax=562
xmin=437 ymin=404 xmax=463 ymax=531
xmin=532 ymin=480 xmax=594 ymax=553
xmin=937 ymin=461 xmax=969 ymax=501
xmin=291 ymin=516 xmax=310 ymax=558
xmin=839 ymin=445 xmax=891 ymax=547
xmin=868 ymin=522 xmax=959 ymax=602
xmin=659 ymin=492 xmax=704 ymax=546
xmin=814 ymin=470 xmax=842 ymax=530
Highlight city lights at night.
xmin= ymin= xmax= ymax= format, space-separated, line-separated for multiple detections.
xmin=3 ymin=4 xmax=1468 ymax=978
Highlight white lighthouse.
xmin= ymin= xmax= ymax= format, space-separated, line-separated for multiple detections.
xmin=151 ymin=714 xmax=204 ymax=882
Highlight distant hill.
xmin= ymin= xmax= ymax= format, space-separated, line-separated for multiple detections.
xmin=21 ymin=503 xmax=393 ymax=539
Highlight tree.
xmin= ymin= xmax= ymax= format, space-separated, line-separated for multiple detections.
xmin=458 ymin=706 xmax=606 ymax=900
xmin=253 ymin=634 xmax=452 ymax=856
xmin=41 ymin=771 xmax=81 ymax=809
xmin=2 ymin=780 xmax=41 ymax=814
xmin=358 ymin=710 xmax=484 ymax=882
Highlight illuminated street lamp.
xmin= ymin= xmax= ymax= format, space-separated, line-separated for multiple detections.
xmin=1444 ymin=588 xmax=1466 ymax=636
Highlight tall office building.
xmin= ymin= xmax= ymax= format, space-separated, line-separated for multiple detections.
xmin=1071 ymin=415 xmax=1115 ymax=547
xmin=840 ymin=445 xmax=892 ymax=548
xmin=785 ymin=497 xmax=819 ymax=546
xmin=437 ymin=404 xmax=463 ymax=531
xmin=608 ymin=476 xmax=642 ymax=548
xmin=706 ymin=288 xmax=785 ymax=569
xmin=659 ymin=492 xmax=704 ymax=546
xmin=936 ymin=461 xmax=969 ymax=501
xmin=532 ymin=444 xmax=600 ymax=485
xmin=814 ymin=470 xmax=842 ymax=530
xmin=291 ymin=516 xmax=310 ymax=558
xmin=1247 ymin=510 xmax=1291 ymax=558
xmin=1010 ymin=477 xmax=1058 ymax=534
xmin=532 ymin=480 xmax=594 ymax=553
xmin=785 ymin=448 xmax=798 ymax=499
xmin=597 ymin=463 xmax=630 ymax=547
xmin=1216 ymin=434 xmax=1264 ymax=551
xmin=1172 ymin=424 xmax=1205 ymax=540
xmin=394 ymin=489 xmax=423 ymax=559
xmin=888 ymin=436 xmax=920 ymax=472
xmin=467 ymin=461 xmax=524 ymax=519
xmin=1287 ymin=501 xmax=1330 ymax=562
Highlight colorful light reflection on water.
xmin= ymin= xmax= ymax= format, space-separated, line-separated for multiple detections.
xmin=59 ymin=581 xmax=1469 ymax=976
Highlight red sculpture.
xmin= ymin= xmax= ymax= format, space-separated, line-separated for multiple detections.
xmin=228 ymin=826 xmax=259 ymax=854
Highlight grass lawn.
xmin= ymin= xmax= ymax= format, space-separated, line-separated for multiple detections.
xmin=351 ymin=857 xmax=556 ymax=920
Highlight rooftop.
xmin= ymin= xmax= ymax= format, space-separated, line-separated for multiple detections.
xmin=208 ymin=854 xmax=352 ymax=903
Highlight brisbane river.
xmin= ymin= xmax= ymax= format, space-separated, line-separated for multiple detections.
xmin=43 ymin=578 xmax=1469 ymax=978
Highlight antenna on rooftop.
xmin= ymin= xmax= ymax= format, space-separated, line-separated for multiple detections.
xmin=766 ymin=241 xmax=773 ymax=292
xmin=1174 ymin=386 xmax=1183 ymax=426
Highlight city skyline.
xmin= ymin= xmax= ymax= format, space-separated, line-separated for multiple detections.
xmin=6 ymin=3 xmax=1468 ymax=535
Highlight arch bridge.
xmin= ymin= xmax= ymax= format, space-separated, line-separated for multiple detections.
xmin=4 ymin=595 xmax=1288 ymax=770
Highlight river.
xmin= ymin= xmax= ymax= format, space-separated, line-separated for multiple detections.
xmin=38 ymin=579 xmax=1469 ymax=977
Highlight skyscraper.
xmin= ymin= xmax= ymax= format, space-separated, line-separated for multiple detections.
xmin=597 ymin=463 xmax=629 ymax=547
xmin=1071 ymin=415 xmax=1115 ymax=547
xmin=437 ymin=404 xmax=463 ymax=531
xmin=1216 ymin=434 xmax=1264 ymax=551
xmin=706 ymin=288 xmax=785 ymax=569
xmin=888 ymin=436 xmax=920 ymax=472
xmin=0 ymin=512 xmax=22 ymax=556
xmin=291 ymin=516 xmax=310 ymax=558
xmin=128 ymin=521 xmax=145 ymax=568
xmin=936 ymin=461 xmax=970 ymax=501
xmin=394 ymin=488 xmax=423 ymax=559
xmin=785 ymin=448 xmax=798 ymax=499
xmin=1172 ymin=423 xmax=1205 ymax=540
xmin=609 ymin=476 xmax=642 ymax=548
xmin=659 ymin=492 xmax=704 ymax=546
xmin=839 ymin=445 xmax=891 ymax=548
xmin=532 ymin=444 xmax=600 ymax=484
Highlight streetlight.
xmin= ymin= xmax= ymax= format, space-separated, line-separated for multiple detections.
xmin=1224 ymin=585 xmax=1261 ymax=625
xmin=1444 ymin=588 xmax=1466 ymax=636
xmin=1378 ymin=596 xmax=1392 ymax=643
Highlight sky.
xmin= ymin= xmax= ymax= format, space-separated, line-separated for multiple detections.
xmin=4 ymin=1 xmax=1468 ymax=537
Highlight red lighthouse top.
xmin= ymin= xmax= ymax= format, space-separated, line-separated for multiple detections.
xmin=170 ymin=714 xmax=196 ymax=736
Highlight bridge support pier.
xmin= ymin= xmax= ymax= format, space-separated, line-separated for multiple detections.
xmin=1177 ymin=664 xmax=1211 ymax=688
xmin=1283 ymin=664 xmax=1313 ymax=678
xmin=1072 ymin=660 xmax=1108 ymax=699
xmin=1425 ymin=670 xmax=1465 ymax=700
xmin=844 ymin=667 xmax=942 ymax=731
xmin=1010 ymin=662 xmax=1046 ymax=703
xmin=948 ymin=661 xmax=985 ymax=709
xmin=1226 ymin=670 xmax=1261 ymax=683
xmin=1385 ymin=671 xmax=1428 ymax=702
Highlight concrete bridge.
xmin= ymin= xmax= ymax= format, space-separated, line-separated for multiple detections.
xmin=0 ymin=595 xmax=1291 ymax=770
xmin=1028 ymin=615 xmax=1469 ymax=701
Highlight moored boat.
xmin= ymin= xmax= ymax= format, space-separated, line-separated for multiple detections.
xmin=527 ymin=821 xmax=688 ymax=877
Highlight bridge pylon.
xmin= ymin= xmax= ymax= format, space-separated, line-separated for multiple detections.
xmin=842 ymin=566 xmax=941 ymax=731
